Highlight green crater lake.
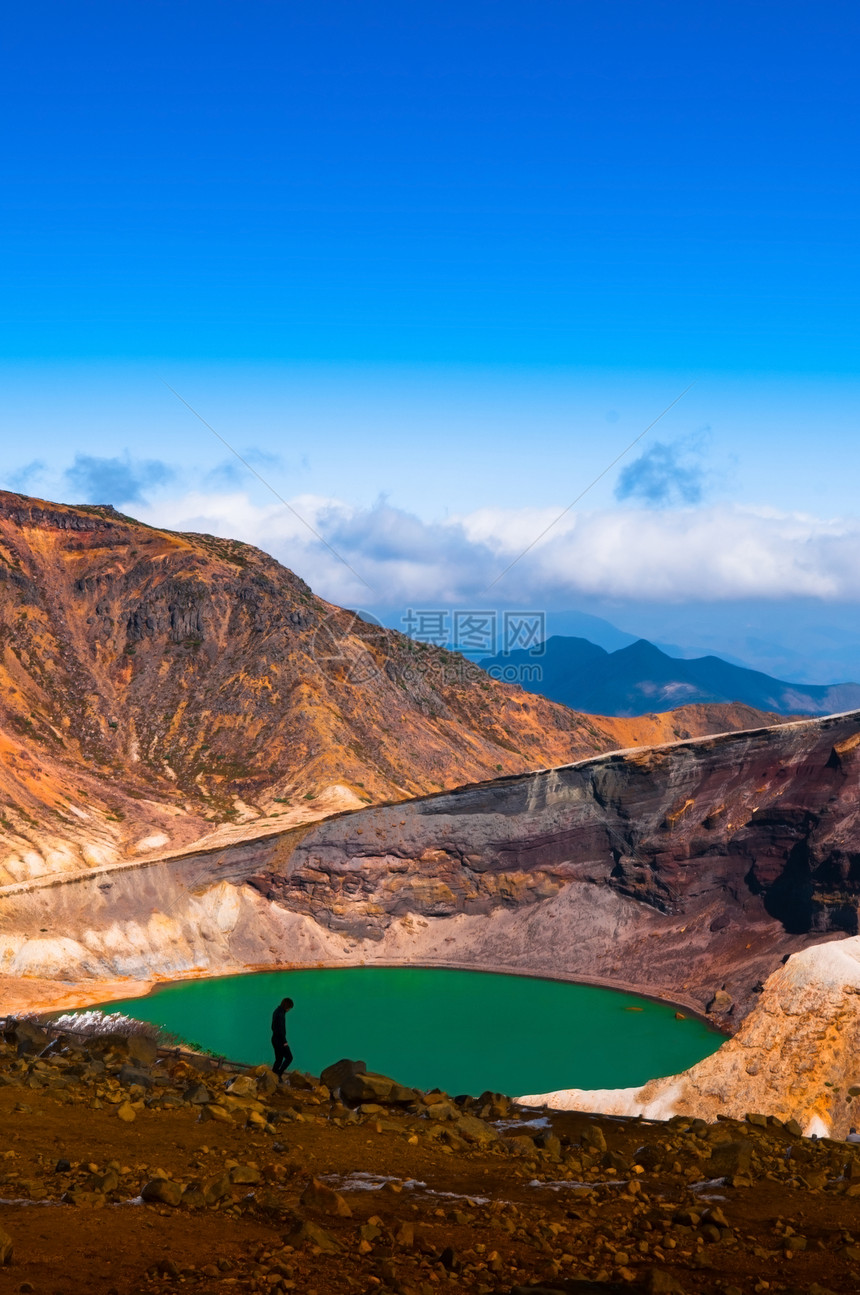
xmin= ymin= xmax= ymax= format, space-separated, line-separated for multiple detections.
xmin=100 ymin=967 xmax=721 ymax=1097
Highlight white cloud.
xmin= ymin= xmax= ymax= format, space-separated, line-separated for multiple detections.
xmin=134 ymin=489 xmax=860 ymax=610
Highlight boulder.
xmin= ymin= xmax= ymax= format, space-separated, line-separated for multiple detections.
xmin=284 ymin=1220 xmax=341 ymax=1252
xmin=633 ymin=1143 xmax=662 ymax=1172
xmin=455 ymin=1114 xmax=499 ymax=1145
xmin=707 ymin=989 xmax=733 ymax=1015
xmin=116 ymin=1101 xmax=136 ymax=1123
xmin=141 ymin=1178 xmax=184 ymax=1207
xmin=62 ymin=1189 xmax=105 ymax=1208
xmin=225 ymin=1074 xmax=257 ymax=1099
xmin=709 ymin=1140 xmax=752 ymax=1177
xmin=118 ymin=1065 xmax=153 ymax=1090
xmin=388 ymin=1082 xmax=419 ymax=1104
xmin=425 ymin=1100 xmax=459 ymax=1122
xmin=580 ymin=1123 xmax=607 ymax=1153
xmin=300 ymin=1177 xmax=352 ymax=1217
xmin=536 ymin=1132 xmax=563 ymax=1160
xmin=185 ymin=1083 xmax=212 ymax=1105
xmin=201 ymin=1173 xmax=232 ymax=1204
xmin=394 ymin=1221 xmax=415 ymax=1247
xmin=320 ymin=1058 xmax=367 ymax=1092
xmin=199 ymin=1104 xmax=233 ymax=1124
xmin=180 ymin=1186 xmax=207 ymax=1209
xmin=340 ymin=1071 xmax=394 ymax=1104
xmin=286 ymin=1071 xmax=317 ymax=1090
xmin=229 ymin=1164 xmax=261 ymax=1185
xmin=602 ymin=1149 xmax=630 ymax=1174
xmin=10 ymin=1020 xmax=50 ymax=1056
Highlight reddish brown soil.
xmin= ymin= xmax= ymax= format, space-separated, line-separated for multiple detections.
xmin=3 ymin=1038 xmax=860 ymax=1295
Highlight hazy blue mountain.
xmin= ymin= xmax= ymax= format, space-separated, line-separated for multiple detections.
xmin=479 ymin=635 xmax=860 ymax=718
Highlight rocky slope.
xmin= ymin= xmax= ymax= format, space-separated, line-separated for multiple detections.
xmin=4 ymin=709 xmax=860 ymax=1027
xmin=7 ymin=1021 xmax=860 ymax=1294
xmin=0 ymin=489 xmax=785 ymax=885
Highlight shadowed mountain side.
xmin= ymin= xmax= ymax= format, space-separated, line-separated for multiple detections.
xmin=3 ymin=711 xmax=860 ymax=1024
xmin=480 ymin=634 xmax=860 ymax=717
xmin=0 ymin=490 xmax=787 ymax=885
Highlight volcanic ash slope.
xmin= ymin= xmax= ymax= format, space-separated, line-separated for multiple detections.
xmin=519 ymin=935 xmax=860 ymax=1139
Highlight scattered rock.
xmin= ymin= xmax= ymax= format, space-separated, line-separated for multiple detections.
xmin=633 ymin=1143 xmax=661 ymax=1171
xmin=394 ymin=1221 xmax=415 ymax=1247
xmin=118 ymin=1064 xmax=153 ymax=1089
xmin=0 ymin=1227 xmax=12 ymax=1265
xmin=300 ymin=1177 xmax=352 ymax=1217
xmin=201 ymin=1173 xmax=232 ymax=1204
xmin=116 ymin=1100 xmax=136 ymax=1123
xmin=225 ymin=1074 xmax=257 ymax=1098
xmin=141 ymin=1178 xmax=184 ymax=1206
xmin=455 ymin=1114 xmax=499 ymax=1145
xmin=284 ymin=1220 xmax=341 ymax=1252
xmin=709 ymin=1140 xmax=752 ymax=1176
xmin=320 ymin=1058 xmax=367 ymax=1092
xmin=706 ymin=989 xmax=733 ymax=1014
xmin=439 ymin=1246 xmax=460 ymax=1272
xmin=185 ymin=1083 xmax=211 ymax=1104
xmin=199 ymin=1103 xmax=233 ymax=1123
xmin=229 ymin=1164 xmax=261 ymax=1184
xmin=13 ymin=1022 xmax=50 ymax=1056
xmin=581 ymin=1123 xmax=607 ymax=1153
xmin=340 ymin=1071 xmax=395 ymax=1104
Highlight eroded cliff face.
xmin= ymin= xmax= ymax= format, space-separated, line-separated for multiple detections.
xmin=248 ymin=710 xmax=860 ymax=981
xmin=0 ymin=489 xmax=787 ymax=885
xmin=3 ymin=711 xmax=860 ymax=1023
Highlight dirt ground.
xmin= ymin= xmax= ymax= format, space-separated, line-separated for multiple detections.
xmin=2 ymin=1028 xmax=860 ymax=1295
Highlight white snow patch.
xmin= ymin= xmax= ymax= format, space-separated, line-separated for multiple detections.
xmin=494 ymin=1116 xmax=550 ymax=1131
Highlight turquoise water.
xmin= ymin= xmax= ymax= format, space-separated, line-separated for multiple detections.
xmin=98 ymin=967 xmax=721 ymax=1098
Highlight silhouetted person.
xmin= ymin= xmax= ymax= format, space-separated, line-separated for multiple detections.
xmin=271 ymin=997 xmax=294 ymax=1078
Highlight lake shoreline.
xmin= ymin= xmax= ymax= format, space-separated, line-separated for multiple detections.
xmin=9 ymin=957 xmax=727 ymax=1038
xmin=91 ymin=964 xmax=722 ymax=1099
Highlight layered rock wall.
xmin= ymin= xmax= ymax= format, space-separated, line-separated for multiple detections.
xmin=3 ymin=710 xmax=860 ymax=1022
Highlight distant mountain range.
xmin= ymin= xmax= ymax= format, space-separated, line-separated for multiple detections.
xmin=480 ymin=635 xmax=860 ymax=717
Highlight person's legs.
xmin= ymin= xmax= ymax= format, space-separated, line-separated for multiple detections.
xmin=272 ymin=1041 xmax=288 ymax=1076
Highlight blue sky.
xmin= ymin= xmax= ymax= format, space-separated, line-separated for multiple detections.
xmin=2 ymin=2 xmax=860 ymax=677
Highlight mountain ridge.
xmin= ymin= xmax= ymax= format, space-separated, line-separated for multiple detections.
xmin=0 ymin=489 xmax=788 ymax=885
xmin=481 ymin=633 xmax=860 ymax=716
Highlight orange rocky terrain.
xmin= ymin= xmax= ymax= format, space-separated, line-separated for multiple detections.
xmin=0 ymin=490 xmax=786 ymax=886
xmin=4 ymin=1018 xmax=860 ymax=1295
